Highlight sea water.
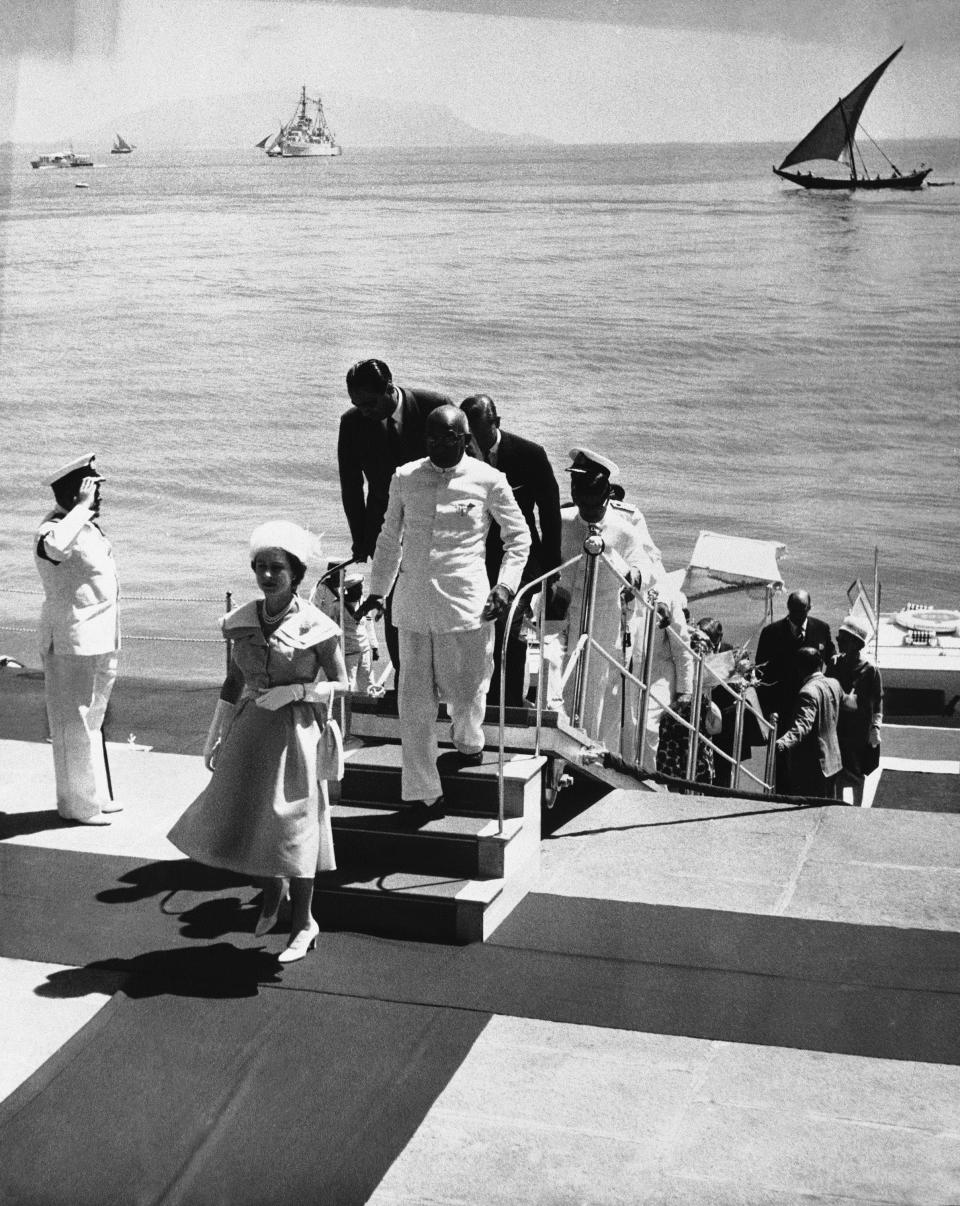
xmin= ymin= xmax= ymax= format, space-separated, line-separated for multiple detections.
xmin=2 ymin=140 xmax=958 ymax=679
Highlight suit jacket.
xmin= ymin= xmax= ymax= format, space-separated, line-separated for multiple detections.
xmin=755 ymin=614 xmax=836 ymax=725
xmin=777 ymin=671 xmax=843 ymax=780
xmin=483 ymin=429 xmax=562 ymax=587
xmin=337 ymin=386 xmax=452 ymax=560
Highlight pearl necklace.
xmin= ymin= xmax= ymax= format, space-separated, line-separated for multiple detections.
xmin=261 ymin=596 xmax=294 ymax=625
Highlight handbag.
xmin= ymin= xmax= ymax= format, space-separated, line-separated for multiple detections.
xmin=703 ymin=700 xmax=723 ymax=736
xmin=317 ymin=718 xmax=344 ymax=782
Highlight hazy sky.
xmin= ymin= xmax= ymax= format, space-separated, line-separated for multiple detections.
xmin=3 ymin=0 xmax=959 ymax=143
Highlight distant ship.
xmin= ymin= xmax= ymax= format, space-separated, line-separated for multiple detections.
xmin=30 ymin=151 xmax=94 ymax=170
xmin=111 ymin=133 xmax=135 ymax=155
xmin=257 ymin=85 xmax=341 ymax=159
xmin=773 ymin=46 xmax=931 ymax=191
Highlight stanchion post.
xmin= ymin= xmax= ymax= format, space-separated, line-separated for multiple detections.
xmin=634 ymin=592 xmax=658 ymax=767
xmin=571 ymin=526 xmax=603 ymax=729
xmin=731 ymin=688 xmax=746 ymax=792
xmin=224 ymin=591 xmax=233 ymax=674
xmin=685 ymin=649 xmax=705 ymax=782
xmin=764 ymin=712 xmax=779 ymax=793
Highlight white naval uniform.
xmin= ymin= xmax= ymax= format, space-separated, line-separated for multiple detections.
xmin=370 ymin=454 xmax=530 ymax=802
xmin=554 ymin=500 xmax=688 ymax=761
xmin=34 ymin=505 xmax=120 ymax=821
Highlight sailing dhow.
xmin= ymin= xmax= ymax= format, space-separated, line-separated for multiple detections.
xmin=773 ymin=46 xmax=931 ymax=191
xmin=111 ymin=134 xmax=135 ymax=155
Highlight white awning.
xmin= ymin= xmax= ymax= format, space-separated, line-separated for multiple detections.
xmin=681 ymin=531 xmax=786 ymax=601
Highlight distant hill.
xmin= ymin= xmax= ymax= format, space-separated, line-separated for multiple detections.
xmin=49 ymin=88 xmax=550 ymax=151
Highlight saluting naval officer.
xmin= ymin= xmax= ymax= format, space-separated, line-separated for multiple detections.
xmin=33 ymin=454 xmax=121 ymax=824
xmin=361 ymin=406 xmax=531 ymax=809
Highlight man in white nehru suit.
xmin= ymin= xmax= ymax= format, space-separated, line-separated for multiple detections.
xmin=34 ymin=454 xmax=121 ymax=824
xmin=362 ymin=405 xmax=530 ymax=810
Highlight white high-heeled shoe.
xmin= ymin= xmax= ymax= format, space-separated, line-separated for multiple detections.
xmin=277 ymin=918 xmax=320 ymax=963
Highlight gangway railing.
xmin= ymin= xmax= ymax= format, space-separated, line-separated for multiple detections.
xmin=491 ymin=530 xmax=777 ymax=833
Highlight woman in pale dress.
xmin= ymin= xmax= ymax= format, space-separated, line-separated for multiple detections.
xmin=168 ymin=521 xmax=348 ymax=963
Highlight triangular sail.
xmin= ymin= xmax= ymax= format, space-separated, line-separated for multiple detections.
xmin=777 ymin=45 xmax=903 ymax=170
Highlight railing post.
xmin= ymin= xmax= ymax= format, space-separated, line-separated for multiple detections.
xmin=336 ymin=566 xmax=349 ymax=736
xmin=634 ymin=590 xmax=658 ymax=768
xmin=731 ymin=687 xmax=746 ymax=792
xmin=764 ymin=712 xmax=779 ymax=793
xmin=224 ymin=591 xmax=233 ymax=674
xmin=685 ymin=651 xmax=705 ymax=782
xmin=533 ymin=586 xmax=548 ymax=759
xmin=571 ymin=525 xmax=604 ymax=729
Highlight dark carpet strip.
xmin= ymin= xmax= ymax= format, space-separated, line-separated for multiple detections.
xmin=871 ymin=769 xmax=960 ymax=812
xmin=2 ymin=844 xmax=959 ymax=1067
xmin=0 ymin=983 xmax=489 ymax=1206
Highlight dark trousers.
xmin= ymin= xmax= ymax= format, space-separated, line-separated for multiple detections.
xmin=487 ymin=606 xmax=528 ymax=708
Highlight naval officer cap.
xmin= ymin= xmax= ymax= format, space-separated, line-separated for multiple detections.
xmin=43 ymin=453 xmax=105 ymax=488
xmin=249 ymin=521 xmax=323 ymax=568
xmin=567 ymin=446 xmax=621 ymax=485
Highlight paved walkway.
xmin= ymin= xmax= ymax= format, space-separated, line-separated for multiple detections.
xmin=1 ymin=710 xmax=959 ymax=1201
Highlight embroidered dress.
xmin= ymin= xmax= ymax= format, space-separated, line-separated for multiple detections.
xmin=168 ymin=598 xmax=340 ymax=878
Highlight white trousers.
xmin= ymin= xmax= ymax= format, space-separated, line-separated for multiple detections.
xmin=43 ymin=651 xmax=118 ymax=820
xmin=398 ymin=626 xmax=494 ymax=801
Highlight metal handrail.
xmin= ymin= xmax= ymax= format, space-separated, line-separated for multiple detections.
xmin=495 ymin=554 xmax=582 ymax=833
xmin=492 ymin=541 xmax=777 ymax=829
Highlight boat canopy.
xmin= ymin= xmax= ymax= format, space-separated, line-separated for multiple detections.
xmin=777 ymin=45 xmax=902 ymax=170
xmin=680 ymin=531 xmax=786 ymax=602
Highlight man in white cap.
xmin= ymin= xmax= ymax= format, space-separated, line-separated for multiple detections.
xmin=33 ymin=454 xmax=121 ymax=824
xmin=826 ymin=614 xmax=883 ymax=805
xmin=550 ymin=447 xmax=688 ymax=761
xmin=362 ymin=405 xmax=530 ymax=809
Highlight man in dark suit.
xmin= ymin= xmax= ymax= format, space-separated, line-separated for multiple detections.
xmin=755 ymin=590 xmax=836 ymax=735
xmin=338 ymin=359 xmax=452 ymax=677
xmin=755 ymin=589 xmax=836 ymax=790
xmin=775 ymin=646 xmax=843 ymax=798
xmin=461 ymin=394 xmax=562 ymax=707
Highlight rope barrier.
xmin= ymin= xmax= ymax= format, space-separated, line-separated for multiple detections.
xmin=0 ymin=586 xmax=227 ymax=604
xmin=0 ymin=624 xmax=221 ymax=645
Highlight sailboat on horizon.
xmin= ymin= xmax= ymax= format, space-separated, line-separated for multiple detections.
xmin=773 ymin=46 xmax=931 ymax=191
xmin=111 ymin=133 xmax=135 ymax=155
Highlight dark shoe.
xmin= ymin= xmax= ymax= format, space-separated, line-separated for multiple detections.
xmin=418 ymin=795 xmax=445 ymax=817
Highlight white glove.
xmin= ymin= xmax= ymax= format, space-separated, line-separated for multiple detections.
xmin=255 ymin=684 xmax=303 ymax=711
xmin=203 ymin=699 xmax=236 ymax=771
xmin=301 ymin=680 xmax=338 ymax=705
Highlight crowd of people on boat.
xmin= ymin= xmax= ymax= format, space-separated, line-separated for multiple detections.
xmin=30 ymin=357 xmax=883 ymax=961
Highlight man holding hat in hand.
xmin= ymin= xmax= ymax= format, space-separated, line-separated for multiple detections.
xmin=33 ymin=454 xmax=121 ymax=824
